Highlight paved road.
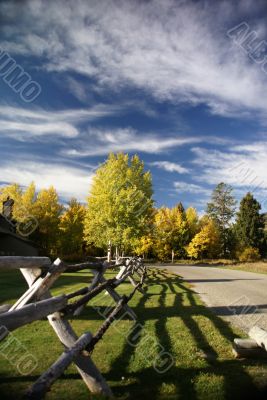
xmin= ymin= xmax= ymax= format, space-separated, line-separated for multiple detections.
xmin=157 ymin=264 xmax=267 ymax=333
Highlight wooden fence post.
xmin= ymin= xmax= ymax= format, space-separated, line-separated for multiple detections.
xmin=0 ymin=255 xmax=147 ymax=398
xmin=20 ymin=267 xmax=112 ymax=397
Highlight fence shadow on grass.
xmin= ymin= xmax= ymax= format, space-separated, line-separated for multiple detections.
xmin=1 ymin=269 xmax=267 ymax=399
xmin=0 ymin=270 xmax=26 ymax=303
xmin=105 ymin=268 xmax=267 ymax=400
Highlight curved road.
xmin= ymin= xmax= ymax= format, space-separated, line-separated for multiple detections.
xmin=157 ymin=264 xmax=267 ymax=333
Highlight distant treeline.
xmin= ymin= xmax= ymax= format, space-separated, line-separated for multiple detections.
xmin=0 ymin=153 xmax=266 ymax=262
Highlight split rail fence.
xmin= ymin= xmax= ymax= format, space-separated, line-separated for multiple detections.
xmin=0 ymin=255 xmax=147 ymax=398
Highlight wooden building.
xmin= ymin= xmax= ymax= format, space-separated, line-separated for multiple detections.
xmin=0 ymin=214 xmax=38 ymax=256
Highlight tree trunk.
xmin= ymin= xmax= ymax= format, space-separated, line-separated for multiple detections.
xmin=107 ymin=240 xmax=112 ymax=262
xmin=171 ymin=250 xmax=175 ymax=264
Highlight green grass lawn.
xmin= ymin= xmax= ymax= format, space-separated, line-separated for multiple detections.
xmin=0 ymin=268 xmax=267 ymax=399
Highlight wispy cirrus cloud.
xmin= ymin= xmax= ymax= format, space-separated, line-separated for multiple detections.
xmin=174 ymin=181 xmax=211 ymax=196
xmin=150 ymin=161 xmax=189 ymax=174
xmin=191 ymin=144 xmax=267 ymax=192
xmin=2 ymin=0 xmax=267 ymax=120
xmin=1 ymin=0 xmax=267 ymax=211
xmin=0 ymin=159 xmax=93 ymax=202
xmin=0 ymin=104 xmax=120 ymax=140
xmin=63 ymin=127 xmax=200 ymax=157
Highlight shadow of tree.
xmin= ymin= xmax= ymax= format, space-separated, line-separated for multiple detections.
xmin=0 ymin=269 xmax=26 ymax=303
xmin=0 ymin=269 xmax=95 ymax=304
xmin=104 ymin=269 xmax=267 ymax=399
xmin=1 ymin=268 xmax=267 ymax=399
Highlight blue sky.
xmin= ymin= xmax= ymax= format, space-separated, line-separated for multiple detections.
xmin=1 ymin=0 xmax=267 ymax=213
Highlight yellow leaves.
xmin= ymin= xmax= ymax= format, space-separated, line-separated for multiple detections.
xmin=186 ymin=207 xmax=199 ymax=237
xmin=84 ymin=152 xmax=153 ymax=251
xmin=153 ymin=204 xmax=193 ymax=261
xmin=154 ymin=206 xmax=182 ymax=234
xmin=237 ymin=246 xmax=261 ymax=262
xmin=0 ymin=183 xmax=23 ymax=217
xmin=186 ymin=219 xmax=220 ymax=259
xmin=134 ymin=235 xmax=154 ymax=256
xmin=0 ymin=183 xmax=64 ymax=256
xmin=59 ymin=199 xmax=85 ymax=255
xmin=35 ymin=186 xmax=63 ymax=224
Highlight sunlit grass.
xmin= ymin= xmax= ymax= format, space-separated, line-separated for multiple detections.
xmin=0 ymin=268 xmax=266 ymax=399
xmin=224 ymin=262 xmax=267 ymax=275
xmin=173 ymin=259 xmax=267 ymax=275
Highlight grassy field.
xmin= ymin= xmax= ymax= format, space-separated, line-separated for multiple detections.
xmin=224 ymin=262 xmax=267 ymax=275
xmin=173 ymin=259 xmax=267 ymax=275
xmin=0 ymin=268 xmax=267 ymax=399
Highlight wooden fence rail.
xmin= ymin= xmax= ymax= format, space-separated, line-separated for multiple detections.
xmin=0 ymin=255 xmax=147 ymax=398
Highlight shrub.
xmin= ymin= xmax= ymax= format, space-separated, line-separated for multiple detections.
xmin=238 ymin=247 xmax=261 ymax=262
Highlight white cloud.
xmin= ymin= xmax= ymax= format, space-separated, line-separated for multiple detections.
xmin=63 ymin=127 xmax=199 ymax=157
xmin=174 ymin=181 xmax=210 ymax=195
xmin=0 ymin=160 xmax=93 ymax=202
xmin=0 ymin=104 xmax=119 ymax=122
xmin=0 ymin=120 xmax=78 ymax=138
xmin=0 ymin=104 xmax=120 ymax=140
xmin=65 ymin=76 xmax=88 ymax=102
xmin=150 ymin=161 xmax=189 ymax=174
xmin=191 ymin=144 xmax=267 ymax=193
xmin=2 ymin=0 xmax=267 ymax=119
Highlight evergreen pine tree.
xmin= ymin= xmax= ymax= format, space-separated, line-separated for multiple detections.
xmin=206 ymin=182 xmax=236 ymax=256
xmin=235 ymin=192 xmax=265 ymax=254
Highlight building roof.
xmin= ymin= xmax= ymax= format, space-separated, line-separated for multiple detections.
xmin=0 ymin=214 xmax=36 ymax=246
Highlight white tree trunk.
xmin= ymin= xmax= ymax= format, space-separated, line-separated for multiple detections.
xmin=171 ymin=250 xmax=175 ymax=264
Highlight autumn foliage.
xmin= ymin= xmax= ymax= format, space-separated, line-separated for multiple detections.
xmin=0 ymin=153 xmax=266 ymax=261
